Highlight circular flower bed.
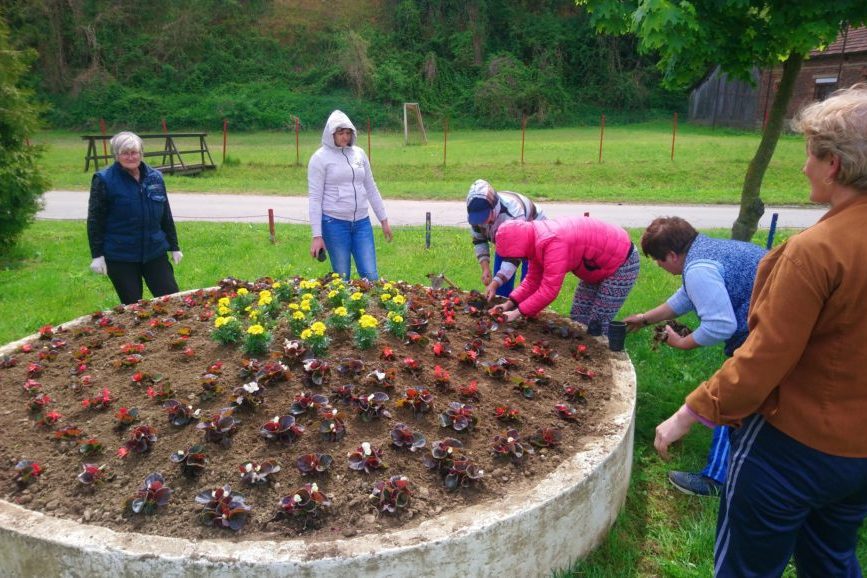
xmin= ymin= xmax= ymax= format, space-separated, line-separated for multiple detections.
xmin=0 ymin=275 xmax=623 ymax=543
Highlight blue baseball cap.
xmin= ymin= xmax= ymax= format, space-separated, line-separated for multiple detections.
xmin=467 ymin=197 xmax=493 ymax=225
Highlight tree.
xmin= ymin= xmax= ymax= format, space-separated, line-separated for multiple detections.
xmin=576 ymin=1 xmax=867 ymax=240
xmin=0 ymin=15 xmax=48 ymax=255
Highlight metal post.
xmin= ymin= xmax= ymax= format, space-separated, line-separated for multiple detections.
xmin=766 ymin=213 xmax=779 ymax=249
xmin=425 ymin=212 xmax=431 ymax=249
xmin=268 ymin=209 xmax=276 ymax=244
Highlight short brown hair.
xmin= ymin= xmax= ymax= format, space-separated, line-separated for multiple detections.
xmin=641 ymin=217 xmax=698 ymax=260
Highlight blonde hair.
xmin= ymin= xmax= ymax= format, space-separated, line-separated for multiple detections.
xmin=792 ymin=83 xmax=867 ymax=192
xmin=110 ymin=131 xmax=143 ymax=158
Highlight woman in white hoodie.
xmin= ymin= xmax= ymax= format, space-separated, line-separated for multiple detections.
xmin=308 ymin=110 xmax=392 ymax=279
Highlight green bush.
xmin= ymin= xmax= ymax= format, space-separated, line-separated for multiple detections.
xmin=0 ymin=17 xmax=48 ymax=257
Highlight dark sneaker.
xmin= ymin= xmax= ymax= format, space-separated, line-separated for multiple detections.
xmin=668 ymin=471 xmax=722 ymax=497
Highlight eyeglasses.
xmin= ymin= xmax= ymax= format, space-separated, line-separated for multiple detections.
xmin=119 ymin=150 xmax=141 ymax=157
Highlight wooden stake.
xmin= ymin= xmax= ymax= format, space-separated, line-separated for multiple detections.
xmin=161 ymin=118 xmax=168 ymax=134
xmin=598 ymin=114 xmax=605 ymax=163
xmin=442 ymin=117 xmax=449 ymax=167
xmin=222 ymin=119 xmax=228 ymax=163
xmin=268 ymin=209 xmax=276 ymax=244
xmin=295 ymin=117 xmax=300 ymax=167
xmin=99 ymin=118 xmax=108 ymax=157
xmin=671 ymin=112 xmax=678 ymax=161
xmin=425 ymin=212 xmax=432 ymax=249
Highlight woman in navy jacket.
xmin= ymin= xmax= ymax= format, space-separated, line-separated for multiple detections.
xmin=87 ymin=131 xmax=182 ymax=304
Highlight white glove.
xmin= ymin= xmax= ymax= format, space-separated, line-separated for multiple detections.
xmin=89 ymin=256 xmax=107 ymax=275
xmin=171 ymin=251 xmax=183 ymax=265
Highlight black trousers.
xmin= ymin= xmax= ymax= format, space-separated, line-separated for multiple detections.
xmin=106 ymin=255 xmax=179 ymax=305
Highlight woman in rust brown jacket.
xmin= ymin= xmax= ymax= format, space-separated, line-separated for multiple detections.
xmin=654 ymin=83 xmax=867 ymax=577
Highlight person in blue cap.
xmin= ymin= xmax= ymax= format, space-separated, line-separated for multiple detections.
xmin=466 ymin=179 xmax=545 ymax=300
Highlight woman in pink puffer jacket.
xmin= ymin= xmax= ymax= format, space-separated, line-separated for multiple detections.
xmin=493 ymin=216 xmax=639 ymax=333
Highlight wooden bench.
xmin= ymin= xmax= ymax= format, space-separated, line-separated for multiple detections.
xmin=82 ymin=133 xmax=217 ymax=175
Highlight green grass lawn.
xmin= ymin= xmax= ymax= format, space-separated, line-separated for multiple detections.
xmin=2 ymin=220 xmax=863 ymax=576
xmin=35 ymin=121 xmax=809 ymax=205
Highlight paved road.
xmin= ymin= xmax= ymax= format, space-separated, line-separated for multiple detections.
xmin=39 ymin=190 xmax=828 ymax=229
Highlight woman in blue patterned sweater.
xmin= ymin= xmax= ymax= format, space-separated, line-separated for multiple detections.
xmin=624 ymin=217 xmax=766 ymax=496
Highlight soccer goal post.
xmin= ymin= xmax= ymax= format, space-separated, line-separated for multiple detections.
xmin=403 ymin=103 xmax=428 ymax=145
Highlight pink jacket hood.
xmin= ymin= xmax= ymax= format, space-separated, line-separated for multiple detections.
xmin=495 ymin=217 xmax=632 ymax=317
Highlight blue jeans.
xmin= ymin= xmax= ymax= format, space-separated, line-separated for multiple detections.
xmin=321 ymin=215 xmax=379 ymax=280
xmin=493 ymin=253 xmax=528 ymax=297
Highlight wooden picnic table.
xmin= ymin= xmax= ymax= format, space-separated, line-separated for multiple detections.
xmin=82 ymin=133 xmax=217 ymax=175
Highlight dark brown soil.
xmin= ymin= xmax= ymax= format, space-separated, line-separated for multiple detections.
xmin=0 ymin=277 xmax=617 ymax=542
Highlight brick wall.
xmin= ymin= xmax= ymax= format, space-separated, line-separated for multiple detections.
xmin=756 ymin=54 xmax=867 ymax=125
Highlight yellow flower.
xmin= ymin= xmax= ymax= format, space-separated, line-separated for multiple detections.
xmin=258 ymin=290 xmax=273 ymax=306
xmin=214 ymin=316 xmax=234 ymax=328
xmin=272 ymin=282 xmax=282 ymax=289
xmin=350 ymin=292 xmax=363 ymax=301
xmin=292 ymin=311 xmax=306 ymax=320
xmin=328 ymin=290 xmax=338 ymax=299
xmin=300 ymin=301 xmax=311 ymax=312
xmin=381 ymin=293 xmax=392 ymax=302
xmin=217 ymin=305 xmax=230 ymax=315
xmin=300 ymin=329 xmax=313 ymax=340
xmin=311 ymin=321 xmax=327 ymax=336
xmin=392 ymin=295 xmax=406 ymax=305
xmin=247 ymin=324 xmax=265 ymax=335
xmin=244 ymin=306 xmax=252 ymax=312
xmin=334 ymin=306 xmax=348 ymax=317
xmin=249 ymin=309 xmax=260 ymax=319
xmin=382 ymin=282 xmax=393 ymax=292
xmin=237 ymin=288 xmax=249 ymax=296
xmin=358 ymin=314 xmax=379 ymax=329
xmin=331 ymin=273 xmax=341 ymax=279
xmin=288 ymin=303 xmax=299 ymax=310
xmin=218 ymin=297 xmax=230 ymax=307
xmin=391 ymin=315 xmax=404 ymax=324
xmin=301 ymin=293 xmax=314 ymax=301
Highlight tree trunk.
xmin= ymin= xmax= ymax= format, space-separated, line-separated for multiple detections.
xmin=731 ymin=52 xmax=803 ymax=241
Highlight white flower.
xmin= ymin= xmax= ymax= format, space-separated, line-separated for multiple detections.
xmin=311 ymin=483 xmax=319 ymax=493
xmin=293 ymin=494 xmax=302 ymax=503
xmin=244 ymin=463 xmax=253 ymax=472
xmin=367 ymin=393 xmax=375 ymax=402
xmin=243 ymin=381 xmax=260 ymax=393
xmin=361 ymin=441 xmax=372 ymax=456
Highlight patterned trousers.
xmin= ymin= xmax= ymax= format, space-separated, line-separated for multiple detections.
xmin=570 ymin=247 xmax=640 ymax=334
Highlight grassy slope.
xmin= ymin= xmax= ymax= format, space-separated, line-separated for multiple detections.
xmin=2 ymin=221 xmax=863 ymax=576
xmin=37 ymin=122 xmax=807 ymax=204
